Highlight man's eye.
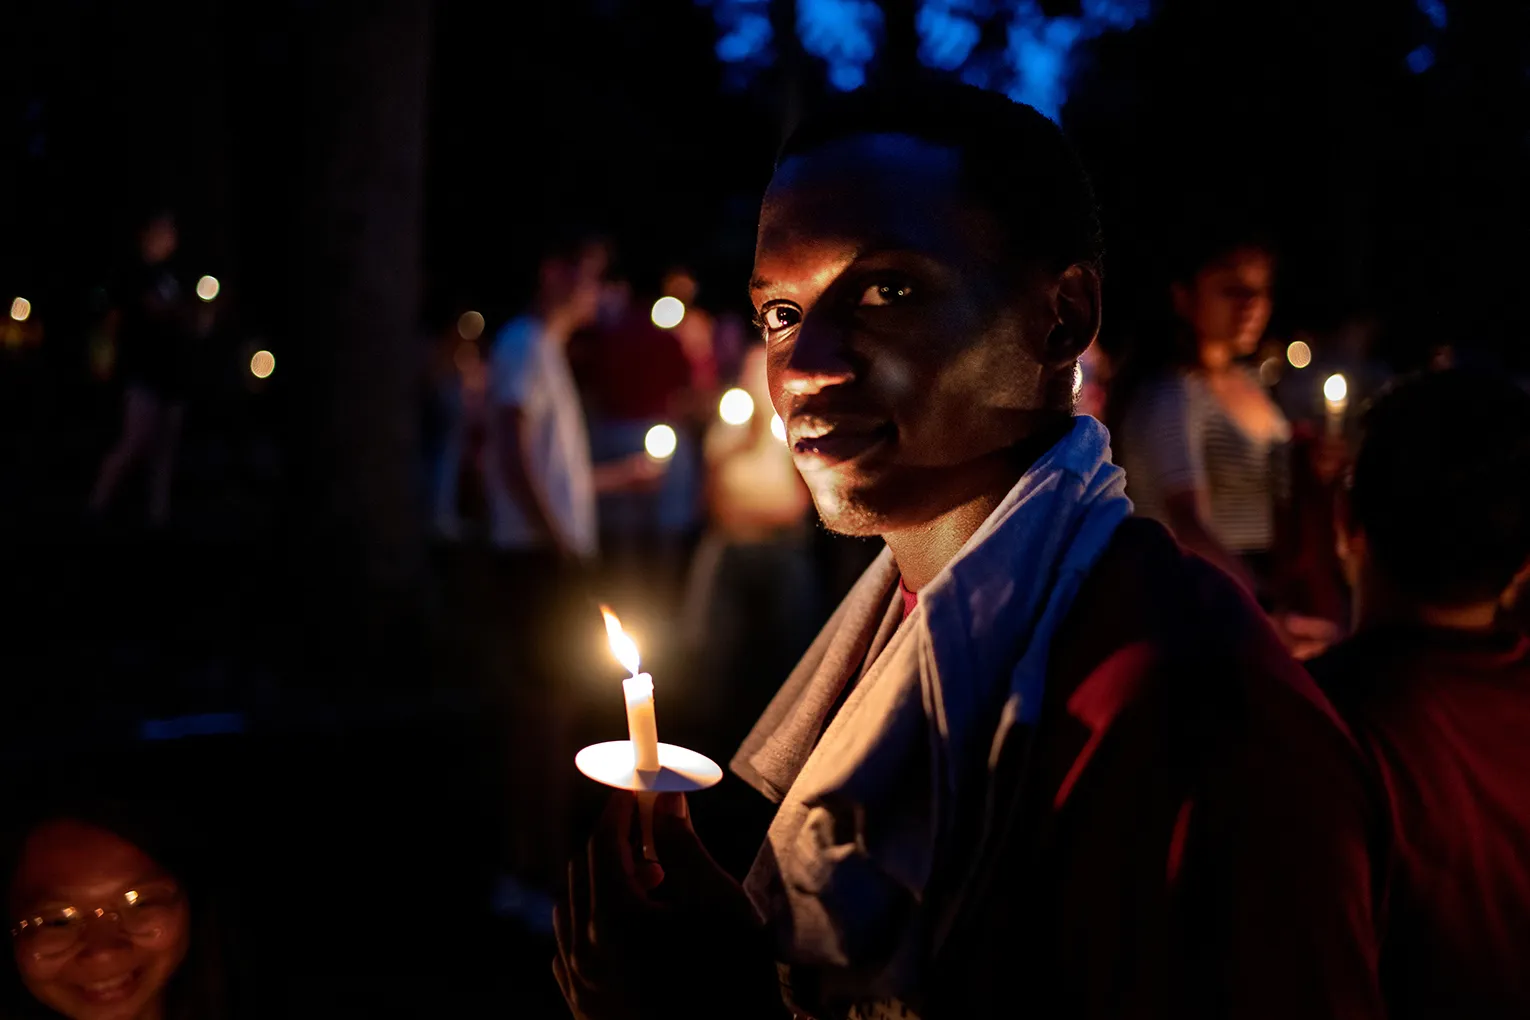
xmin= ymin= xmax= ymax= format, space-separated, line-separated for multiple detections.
xmin=760 ymin=305 xmax=800 ymax=332
xmin=859 ymin=281 xmax=914 ymax=307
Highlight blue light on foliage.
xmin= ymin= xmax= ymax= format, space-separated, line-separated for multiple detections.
xmin=1006 ymin=8 xmax=1085 ymax=120
xmin=702 ymin=0 xmax=1154 ymax=114
xmin=917 ymin=3 xmax=982 ymax=72
xmin=698 ymin=0 xmax=774 ymax=69
xmin=799 ymin=0 xmax=883 ymax=91
xmin=1407 ymin=45 xmax=1435 ymax=74
xmin=1082 ymin=0 xmax=1153 ymax=32
xmin=716 ymin=11 xmax=773 ymax=63
xmin=829 ymin=63 xmax=868 ymax=90
xmin=1416 ymin=0 xmax=1447 ymax=31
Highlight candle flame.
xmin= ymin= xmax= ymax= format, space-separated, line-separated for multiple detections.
xmin=600 ymin=605 xmax=641 ymax=677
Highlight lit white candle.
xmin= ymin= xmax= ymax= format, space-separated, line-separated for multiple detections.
xmin=622 ymin=673 xmax=660 ymax=772
xmin=1324 ymin=373 xmax=1349 ymax=437
xmin=602 ymin=606 xmax=660 ymax=773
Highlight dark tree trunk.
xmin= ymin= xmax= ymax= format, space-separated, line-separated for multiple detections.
xmin=291 ymin=0 xmax=431 ymax=687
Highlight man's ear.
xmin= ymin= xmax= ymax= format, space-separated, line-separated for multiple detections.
xmin=1046 ymin=263 xmax=1102 ymax=368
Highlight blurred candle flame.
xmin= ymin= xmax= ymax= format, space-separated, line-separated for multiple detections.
xmin=644 ymin=423 xmax=677 ymax=460
xmin=600 ymin=605 xmax=640 ymax=677
xmin=719 ymin=387 xmax=755 ymax=425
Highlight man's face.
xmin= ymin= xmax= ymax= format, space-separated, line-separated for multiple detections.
xmin=751 ymin=133 xmax=1070 ymax=536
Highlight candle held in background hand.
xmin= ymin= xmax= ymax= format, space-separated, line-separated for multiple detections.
xmin=1324 ymin=373 xmax=1349 ymax=437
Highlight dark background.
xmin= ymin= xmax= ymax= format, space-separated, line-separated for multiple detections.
xmin=1 ymin=0 xmax=1526 ymax=1015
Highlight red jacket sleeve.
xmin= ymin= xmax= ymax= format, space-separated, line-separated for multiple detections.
xmin=1172 ymin=654 xmax=1386 ymax=1018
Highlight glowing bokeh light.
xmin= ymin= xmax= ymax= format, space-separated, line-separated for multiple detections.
xmin=250 ymin=350 xmax=275 ymax=379
xmin=644 ymin=423 xmax=677 ymax=460
xmin=650 ymin=296 xmax=686 ymax=330
xmin=1071 ymin=362 xmax=1084 ymax=398
xmin=719 ymin=387 xmax=755 ymax=426
xmin=1286 ymin=340 xmax=1312 ymax=369
xmin=9 ymin=297 xmax=30 ymax=322
xmin=1324 ymin=373 xmax=1348 ymax=405
xmin=457 ymin=310 xmax=485 ymax=341
xmin=196 ymin=275 xmax=220 ymax=302
xmin=1258 ymin=357 xmax=1283 ymax=387
xmin=771 ymin=414 xmax=787 ymax=443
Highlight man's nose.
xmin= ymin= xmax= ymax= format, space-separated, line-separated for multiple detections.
xmin=780 ymin=314 xmax=857 ymax=397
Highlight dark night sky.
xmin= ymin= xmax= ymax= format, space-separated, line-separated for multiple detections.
xmin=3 ymin=0 xmax=1527 ymax=370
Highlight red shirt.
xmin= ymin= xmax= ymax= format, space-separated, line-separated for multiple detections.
xmin=569 ymin=310 xmax=693 ymax=420
xmin=898 ymin=578 xmax=918 ymax=620
xmin=1310 ymin=625 xmax=1530 ymax=1019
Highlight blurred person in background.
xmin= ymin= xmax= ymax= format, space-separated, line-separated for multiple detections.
xmin=568 ymin=262 xmax=700 ymax=606
xmin=3 ymin=802 xmax=235 ymax=1020
xmin=484 ymin=230 xmax=661 ymax=916
xmin=661 ymin=266 xmax=719 ymax=395
xmin=422 ymin=303 xmax=490 ymax=543
xmin=88 ymin=210 xmax=194 ymax=528
xmin=1308 ymin=370 xmax=1530 ymax=1020
xmin=680 ymin=340 xmax=815 ymax=752
xmin=1113 ymin=223 xmax=1337 ymax=656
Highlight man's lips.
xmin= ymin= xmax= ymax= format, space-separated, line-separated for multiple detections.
xmin=790 ymin=417 xmax=894 ymax=469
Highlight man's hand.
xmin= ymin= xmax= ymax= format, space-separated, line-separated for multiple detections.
xmin=552 ymin=792 xmax=782 ymax=1020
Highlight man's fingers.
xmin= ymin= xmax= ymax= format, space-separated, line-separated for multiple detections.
xmin=552 ymin=954 xmax=573 ymax=1006
xmin=569 ymin=856 xmax=599 ymax=977
xmin=588 ymin=791 xmax=643 ymax=918
xmin=553 ymin=898 xmax=572 ymax=959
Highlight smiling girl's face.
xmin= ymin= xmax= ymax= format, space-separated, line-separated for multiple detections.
xmin=10 ymin=820 xmax=190 ymax=1020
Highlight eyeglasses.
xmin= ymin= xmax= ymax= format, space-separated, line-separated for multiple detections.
xmin=12 ymin=883 xmax=183 ymax=957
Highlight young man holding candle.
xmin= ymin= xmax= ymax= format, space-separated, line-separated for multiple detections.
xmin=1307 ymin=370 xmax=1530 ymax=1019
xmin=554 ymin=84 xmax=1382 ymax=1019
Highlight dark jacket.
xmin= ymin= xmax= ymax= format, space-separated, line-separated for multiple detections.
xmin=921 ymin=518 xmax=1384 ymax=1018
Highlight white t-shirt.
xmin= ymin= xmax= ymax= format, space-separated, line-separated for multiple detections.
xmin=486 ymin=315 xmax=597 ymax=557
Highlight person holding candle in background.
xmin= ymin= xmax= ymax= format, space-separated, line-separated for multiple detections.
xmin=1111 ymin=216 xmax=1340 ymax=657
xmin=554 ymin=83 xmax=1381 ymax=1020
xmin=1307 ymin=369 xmax=1530 ymax=1020
xmin=484 ymin=229 xmax=667 ymax=915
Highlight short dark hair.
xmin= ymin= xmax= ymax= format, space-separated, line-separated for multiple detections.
xmin=1351 ymin=370 xmax=1530 ymax=606
xmin=1164 ymin=210 xmax=1277 ymax=286
xmin=778 ymin=82 xmax=1103 ymax=274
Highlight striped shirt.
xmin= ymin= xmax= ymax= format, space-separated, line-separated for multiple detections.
xmin=1117 ymin=369 xmax=1290 ymax=554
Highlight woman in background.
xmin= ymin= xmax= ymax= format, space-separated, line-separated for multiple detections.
xmin=1114 ymin=226 xmax=1337 ymax=656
